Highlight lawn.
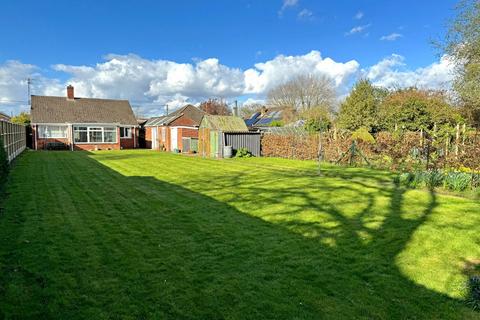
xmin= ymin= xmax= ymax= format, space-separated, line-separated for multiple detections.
xmin=0 ymin=150 xmax=479 ymax=319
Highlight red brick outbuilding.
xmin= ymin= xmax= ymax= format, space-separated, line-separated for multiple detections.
xmin=144 ymin=105 xmax=205 ymax=153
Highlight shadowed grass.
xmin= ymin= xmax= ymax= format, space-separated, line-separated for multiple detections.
xmin=0 ymin=150 xmax=478 ymax=319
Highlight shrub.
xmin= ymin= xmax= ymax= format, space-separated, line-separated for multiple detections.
xmin=444 ymin=172 xmax=472 ymax=192
xmin=423 ymin=170 xmax=444 ymax=189
xmin=466 ymin=276 xmax=480 ymax=311
xmin=235 ymin=147 xmax=252 ymax=158
xmin=351 ymin=127 xmax=375 ymax=144
xmin=397 ymin=172 xmax=414 ymax=186
xmin=410 ymin=171 xmax=426 ymax=188
xmin=397 ymin=170 xmax=444 ymax=189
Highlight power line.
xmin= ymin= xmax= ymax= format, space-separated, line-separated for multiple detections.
xmin=0 ymin=100 xmax=29 ymax=104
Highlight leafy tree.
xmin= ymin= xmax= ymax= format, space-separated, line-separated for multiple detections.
xmin=378 ymin=88 xmax=461 ymax=131
xmin=301 ymin=107 xmax=332 ymax=133
xmin=337 ymin=79 xmax=387 ymax=132
xmin=199 ymin=99 xmax=231 ymax=115
xmin=441 ymin=0 xmax=480 ymax=127
xmin=11 ymin=112 xmax=30 ymax=125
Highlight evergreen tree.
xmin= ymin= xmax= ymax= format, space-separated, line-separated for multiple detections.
xmin=337 ymin=79 xmax=385 ymax=132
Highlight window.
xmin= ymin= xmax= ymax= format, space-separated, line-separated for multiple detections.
xmin=104 ymin=127 xmax=116 ymax=142
xmin=120 ymin=127 xmax=132 ymax=139
xmin=38 ymin=125 xmax=67 ymax=138
xmin=73 ymin=126 xmax=117 ymax=143
xmin=74 ymin=126 xmax=88 ymax=143
xmin=89 ymin=127 xmax=103 ymax=143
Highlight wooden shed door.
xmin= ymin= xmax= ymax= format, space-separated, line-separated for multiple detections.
xmin=210 ymin=131 xmax=218 ymax=158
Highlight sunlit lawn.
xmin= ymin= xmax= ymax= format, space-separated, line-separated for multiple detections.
xmin=0 ymin=150 xmax=478 ymax=319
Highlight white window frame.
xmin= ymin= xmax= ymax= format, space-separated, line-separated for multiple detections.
xmin=73 ymin=125 xmax=117 ymax=144
xmin=38 ymin=125 xmax=68 ymax=138
xmin=120 ymin=127 xmax=132 ymax=139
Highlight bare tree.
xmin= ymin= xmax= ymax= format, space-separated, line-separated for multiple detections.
xmin=267 ymin=74 xmax=336 ymax=112
xmin=199 ymin=98 xmax=231 ymax=115
xmin=240 ymin=103 xmax=264 ymax=118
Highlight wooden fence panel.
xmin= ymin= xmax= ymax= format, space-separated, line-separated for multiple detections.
xmin=0 ymin=121 xmax=26 ymax=162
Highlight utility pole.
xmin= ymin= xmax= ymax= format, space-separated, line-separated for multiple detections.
xmin=27 ymin=78 xmax=32 ymax=105
xmin=165 ymin=104 xmax=169 ymax=116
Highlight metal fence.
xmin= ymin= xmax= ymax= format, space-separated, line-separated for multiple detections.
xmin=0 ymin=121 xmax=26 ymax=162
xmin=224 ymin=132 xmax=261 ymax=157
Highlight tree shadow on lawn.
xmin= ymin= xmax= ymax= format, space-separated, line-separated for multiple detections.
xmin=0 ymin=151 xmax=475 ymax=319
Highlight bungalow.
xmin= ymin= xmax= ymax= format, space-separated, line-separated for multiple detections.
xmin=31 ymin=85 xmax=138 ymax=151
xmin=144 ymin=104 xmax=205 ymax=153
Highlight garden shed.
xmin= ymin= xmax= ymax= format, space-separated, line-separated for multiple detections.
xmin=198 ymin=115 xmax=261 ymax=158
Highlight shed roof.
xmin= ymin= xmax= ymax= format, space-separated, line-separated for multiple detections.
xmin=201 ymin=115 xmax=249 ymax=132
xmin=31 ymin=95 xmax=137 ymax=125
xmin=145 ymin=104 xmax=205 ymax=126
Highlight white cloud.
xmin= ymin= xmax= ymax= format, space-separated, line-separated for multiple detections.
xmin=241 ymin=98 xmax=266 ymax=107
xmin=365 ymin=54 xmax=454 ymax=90
xmin=380 ymin=33 xmax=403 ymax=41
xmin=279 ymin=0 xmax=298 ymax=15
xmin=345 ymin=24 xmax=371 ymax=36
xmin=0 ymin=60 xmax=62 ymax=114
xmin=354 ymin=11 xmax=364 ymax=19
xmin=53 ymin=54 xmax=245 ymax=111
xmin=298 ymin=9 xmax=313 ymax=20
xmin=244 ymin=51 xmax=360 ymax=95
xmin=0 ymin=52 xmax=456 ymax=116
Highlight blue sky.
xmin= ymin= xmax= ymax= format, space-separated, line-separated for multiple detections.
xmin=0 ymin=0 xmax=459 ymax=116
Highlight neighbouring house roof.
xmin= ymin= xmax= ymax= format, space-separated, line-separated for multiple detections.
xmin=31 ymin=95 xmax=138 ymax=126
xmin=245 ymin=108 xmax=283 ymax=128
xmin=201 ymin=115 xmax=249 ymax=132
xmin=0 ymin=112 xmax=11 ymax=121
xmin=145 ymin=104 xmax=205 ymax=127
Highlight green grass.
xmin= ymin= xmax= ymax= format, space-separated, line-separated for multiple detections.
xmin=0 ymin=150 xmax=479 ymax=319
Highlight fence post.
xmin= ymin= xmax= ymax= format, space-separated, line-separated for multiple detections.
xmin=455 ymin=123 xmax=460 ymax=157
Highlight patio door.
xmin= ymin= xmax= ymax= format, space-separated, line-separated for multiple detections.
xmin=171 ymin=127 xmax=178 ymax=151
xmin=151 ymin=127 xmax=158 ymax=149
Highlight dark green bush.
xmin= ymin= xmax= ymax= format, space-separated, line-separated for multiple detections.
xmin=410 ymin=171 xmax=427 ymax=188
xmin=235 ymin=147 xmax=252 ymax=158
xmin=397 ymin=172 xmax=414 ymax=186
xmin=395 ymin=170 xmax=479 ymax=192
xmin=423 ymin=170 xmax=444 ymax=189
xmin=466 ymin=276 xmax=480 ymax=311
xmin=444 ymin=172 xmax=472 ymax=192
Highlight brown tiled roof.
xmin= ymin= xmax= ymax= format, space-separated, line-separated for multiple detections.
xmin=145 ymin=104 xmax=205 ymax=126
xmin=30 ymin=95 xmax=138 ymax=126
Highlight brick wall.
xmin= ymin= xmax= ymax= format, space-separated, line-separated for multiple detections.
xmin=73 ymin=143 xmax=121 ymax=151
xmin=170 ymin=116 xmax=196 ymax=127
xmin=145 ymin=127 xmax=153 ymax=149
xmin=120 ymin=126 xmax=136 ymax=149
